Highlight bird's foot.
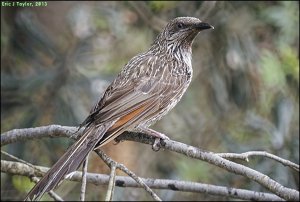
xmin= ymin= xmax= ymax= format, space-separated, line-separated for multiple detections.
xmin=137 ymin=126 xmax=169 ymax=151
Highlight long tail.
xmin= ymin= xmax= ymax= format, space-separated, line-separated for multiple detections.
xmin=24 ymin=121 xmax=115 ymax=201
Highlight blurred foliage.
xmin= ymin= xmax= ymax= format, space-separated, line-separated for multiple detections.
xmin=12 ymin=176 xmax=33 ymax=193
xmin=149 ymin=1 xmax=178 ymax=12
xmin=1 ymin=1 xmax=299 ymax=201
xmin=261 ymin=50 xmax=286 ymax=89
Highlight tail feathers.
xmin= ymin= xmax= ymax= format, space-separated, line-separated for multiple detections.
xmin=24 ymin=122 xmax=115 ymax=201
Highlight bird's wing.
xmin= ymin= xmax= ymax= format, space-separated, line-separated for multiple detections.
xmin=82 ymin=54 xmax=187 ymax=146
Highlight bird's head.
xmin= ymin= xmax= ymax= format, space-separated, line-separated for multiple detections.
xmin=156 ymin=17 xmax=213 ymax=52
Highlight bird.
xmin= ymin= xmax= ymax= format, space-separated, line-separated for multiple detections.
xmin=24 ymin=16 xmax=213 ymax=201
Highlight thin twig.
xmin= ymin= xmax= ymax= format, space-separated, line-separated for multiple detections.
xmin=105 ymin=162 xmax=117 ymax=201
xmin=1 ymin=160 xmax=284 ymax=201
xmin=80 ymin=154 xmax=89 ymax=201
xmin=1 ymin=150 xmax=41 ymax=171
xmin=216 ymin=151 xmax=299 ymax=171
xmin=95 ymin=150 xmax=162 ymax=201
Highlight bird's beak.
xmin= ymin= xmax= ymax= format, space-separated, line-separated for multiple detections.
xmin=194 ymin=22 xmax=214 ymax=31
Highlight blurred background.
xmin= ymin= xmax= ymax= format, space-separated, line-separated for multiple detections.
xmin=1 ymin=1 xmax=299 ymax=201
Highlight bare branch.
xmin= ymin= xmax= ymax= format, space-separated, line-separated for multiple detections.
xmin=1 ymin=125 xmax=299 ymax=200
xmin=1 ymin=160 xmax=284 ymax=201
xmin=216 ymin=151 xmax=299 ymax=171
xmin=119 ymin=132 xmax=299 ymax=201
xmin=1 ymin=125 xmax=79 ymax=146
xmin=160 ymin=139 xmax=298 ymax=201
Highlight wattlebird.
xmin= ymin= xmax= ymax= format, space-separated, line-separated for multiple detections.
xmin=25 ymin=16 xmax=213 ymax=201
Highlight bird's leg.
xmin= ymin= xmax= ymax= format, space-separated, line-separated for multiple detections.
xmin=137 ymin=126 xmax=170 ymax=151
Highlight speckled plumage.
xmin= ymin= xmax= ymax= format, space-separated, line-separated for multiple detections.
xmin=25 ymin=17 xmax=213 ymax=201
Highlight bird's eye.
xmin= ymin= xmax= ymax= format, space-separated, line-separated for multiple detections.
xmin=177 ymin=23 xmax=184 ymax=29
